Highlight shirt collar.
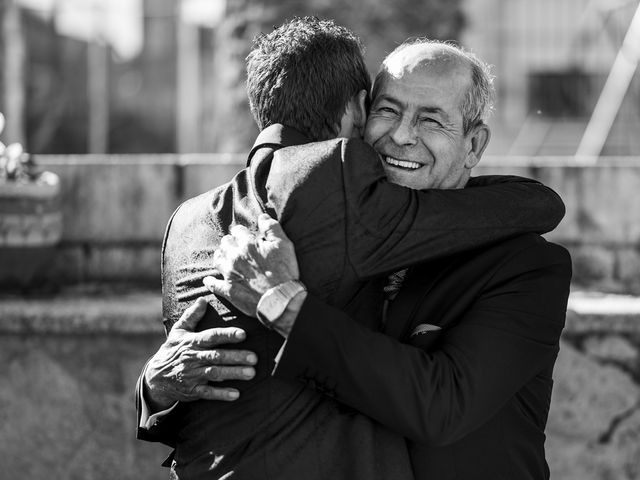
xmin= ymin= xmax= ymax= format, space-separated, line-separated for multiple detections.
xmin=247 ymin=124 xmax=311 ymax=166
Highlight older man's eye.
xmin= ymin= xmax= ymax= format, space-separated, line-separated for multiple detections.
xmin=377 ymin=107 xmax=398 ymax=115
xmin=420 ymin=117 xmax=442 ymax=127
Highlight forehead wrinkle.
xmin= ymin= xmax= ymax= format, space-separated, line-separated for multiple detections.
xmin=374 ymin=47 xmax=471 ymax=129
xmin=375 ymin=75 xmax=449 ymax=117
xmin=376 ymin=73 xmax=445 ymax=101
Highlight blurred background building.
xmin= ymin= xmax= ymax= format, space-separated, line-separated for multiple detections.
xmin=465 ymin=0 xmax=640 ymax=156
xmin=2 ymin=2 xmax=640 ymax=479
xmin=2 ymin=0 xmax=638 ymax=156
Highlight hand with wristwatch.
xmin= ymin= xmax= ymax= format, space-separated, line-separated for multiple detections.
xmin=203 ymin=214 xmax=307 ymax=337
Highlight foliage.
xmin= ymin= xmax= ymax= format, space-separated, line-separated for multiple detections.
xmin=0 ymin=112 xmax=41 ymax=183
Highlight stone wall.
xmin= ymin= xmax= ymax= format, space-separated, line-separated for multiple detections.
xmin=548 ymin=293 xmax=640 ymax=479
xmin=29 ymin=155 xmax=640 ymax=294
xmin=476 ymin=157 xmax=640 ymax=294
xmin=0 ymin=292 xmax=169 ymax=480
xmin=1 ymin=291 xmax=639 ymax=479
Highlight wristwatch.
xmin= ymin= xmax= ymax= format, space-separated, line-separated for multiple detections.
xmin=256 ymin=280 xmax=307 ymax=327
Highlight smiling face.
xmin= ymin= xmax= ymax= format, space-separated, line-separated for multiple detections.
xmin=364 ymin=47 xmax=483 ymax=190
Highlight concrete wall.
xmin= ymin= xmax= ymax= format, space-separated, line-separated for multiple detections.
xmin=28 ymin=154 xmax=640 ymax=294
xmin=0 ymin=293 xmax=169 ymax=480
xmin=477 ymin=157 xmax=640 ymax=294
xmin=549 ymin=294 xmax=640 ymax=480
xmin=1 ymin=292 xmax=639 ymax=479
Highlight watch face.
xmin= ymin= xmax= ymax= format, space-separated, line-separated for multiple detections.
xmin=260 ymin=295 xmax=282 ymax=323
xmin=258 ymin=290 xmax=287 ymax=324
xmin=256 ymin=280 xmax=306 ymax=326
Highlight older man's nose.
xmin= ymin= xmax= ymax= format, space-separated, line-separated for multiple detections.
xmin=389 ymin=117 xmax=418 ymax=146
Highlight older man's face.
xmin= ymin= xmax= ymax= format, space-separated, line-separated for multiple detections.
xmin=364 ymin=56 xmax=475 ymax=190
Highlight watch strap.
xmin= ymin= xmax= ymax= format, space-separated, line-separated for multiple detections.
xmin=256 ymin=280 xmax=307 ymax=326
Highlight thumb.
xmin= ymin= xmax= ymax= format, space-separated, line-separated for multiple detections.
xmin=173 ymin=297 xmax=208 ymax=332
xmin=258 ymin=213 xmax=287 ymax=242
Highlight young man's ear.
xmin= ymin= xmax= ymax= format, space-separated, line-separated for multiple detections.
xmin=338 ymin=89 xmax=369 ymax=138
xmin=464 ymin=123 xmax=491 ymax=169
xmin=352 ymin=89 xmax=368 ymax=130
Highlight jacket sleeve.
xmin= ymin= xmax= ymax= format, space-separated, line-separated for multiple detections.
xmin=135 ymin=360 xmax=183 ymax=448
xmin=136 ymin=205 xmax=185 ymax=448
xmin=272 ymin=242 xmax=572 ymax=445
xmin=337 ymin=139 xmax=565 ymax=278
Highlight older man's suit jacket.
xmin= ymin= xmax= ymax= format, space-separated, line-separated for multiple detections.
xmin=137 ymin=124 xmax=565 ymax=479
xmin=273 ymin=233 xmax=572 ymax=480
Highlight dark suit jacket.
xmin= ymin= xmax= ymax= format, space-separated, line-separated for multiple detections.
xmin=273 ymin=233 xmax=572 ymax=479
xmin=137 ymin=124 xmax=565 ymax=479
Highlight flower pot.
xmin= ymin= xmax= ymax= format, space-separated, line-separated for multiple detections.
xmin=0 ymin=171 xmax=63 ymax=289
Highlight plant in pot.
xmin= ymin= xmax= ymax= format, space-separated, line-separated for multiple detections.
xmin=0 ymin=112 xmax=63 ymax=290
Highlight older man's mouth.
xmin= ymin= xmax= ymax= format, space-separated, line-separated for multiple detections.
xmin=384 ymin=156 xmax=422 ymax=170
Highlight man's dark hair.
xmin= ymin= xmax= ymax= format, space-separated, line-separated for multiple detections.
xmin=246 ymin=17 xmax=371 ymax=141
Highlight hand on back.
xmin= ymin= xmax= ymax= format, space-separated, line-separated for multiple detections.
xmin=144 ymin=298 xmax=257 ymax=410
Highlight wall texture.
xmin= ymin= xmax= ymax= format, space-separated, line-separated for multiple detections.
xmin=0 ymin=293 xmax=168 ymax=480
xmin=0 ymin=291 xmax=639 ymax=479
xmin=550 ymin=293 xmax=640 ymax=479
xmin=477 ymin=157 xmax=640 ymax=294
xmin=28 ymin=154 xmax=640 ymax=294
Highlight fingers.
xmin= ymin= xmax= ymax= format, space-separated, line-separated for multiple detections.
xmin=258 ymin=213 xmax=288 ymax=242
xmin=191 ymin=348 xmax=257 ymax=365
xmin=214 ymin=235 xmax=252 ymax=281
xmin=202 ymin=275 xmax=260 ymax=317
xmin=190 ymin=385 xmax=241 ymax=402
xmin=172 ymin=297 xmax=208 ymax=332
xmin=212 ymin=249 xmax=226 ymax=275
xmin=220 ymin=233 xmax=239 ymax=251
xmin=203 ymin=275 xmax=231 ymax=300
xmin=201 ymin=365 xmax=256 ymax=382
xmin=222 ymin=225 xmax=258 ymax=254
xmin=194 ymin=326 xmax=248 ymax=346
xmin=209 ymin=268 xmax=223 ymax=280
xmin=229 ymin=224 xmax=255 ymax=244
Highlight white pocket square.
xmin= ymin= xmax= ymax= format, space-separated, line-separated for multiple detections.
xmin=410 ymin=323 xmax=442 ymax=337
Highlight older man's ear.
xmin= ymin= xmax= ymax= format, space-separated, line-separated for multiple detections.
xmin=464 ymin=123 xmax=491 ymax=170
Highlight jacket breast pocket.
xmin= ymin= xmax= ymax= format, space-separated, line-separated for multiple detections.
xmin=408 ymin=323 xmax=442 ymax=350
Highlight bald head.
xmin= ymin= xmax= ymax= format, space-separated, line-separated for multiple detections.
xmin=383 ymin=42 xmax=468 ymax=77
xmin=373 ymin=40 xmax=494 ymax=133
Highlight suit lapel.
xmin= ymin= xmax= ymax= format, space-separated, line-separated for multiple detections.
xmin=246 ymin=124 xmax=311 ymax=218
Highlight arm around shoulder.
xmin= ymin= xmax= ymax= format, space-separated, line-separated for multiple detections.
xmin=339 ymin=138 xmax=567 ymax=278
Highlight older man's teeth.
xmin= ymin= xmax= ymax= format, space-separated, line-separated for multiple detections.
xmin=385 ymin=157 xmax=421 ymax=170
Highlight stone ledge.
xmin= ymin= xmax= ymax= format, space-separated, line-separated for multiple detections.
xmin=0 ymin=291 xmax=163 ymax=335
xmin=566 ymin=291 xmax=640 ymax=334
xmin=0 ymin=290 xmax=638 ymax=335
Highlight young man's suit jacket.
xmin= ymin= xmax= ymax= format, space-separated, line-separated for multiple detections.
xmin=137 ymin=124 xmax=565 ymax=479
xmin=273 ymin=233 xmax=572 ymax=480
